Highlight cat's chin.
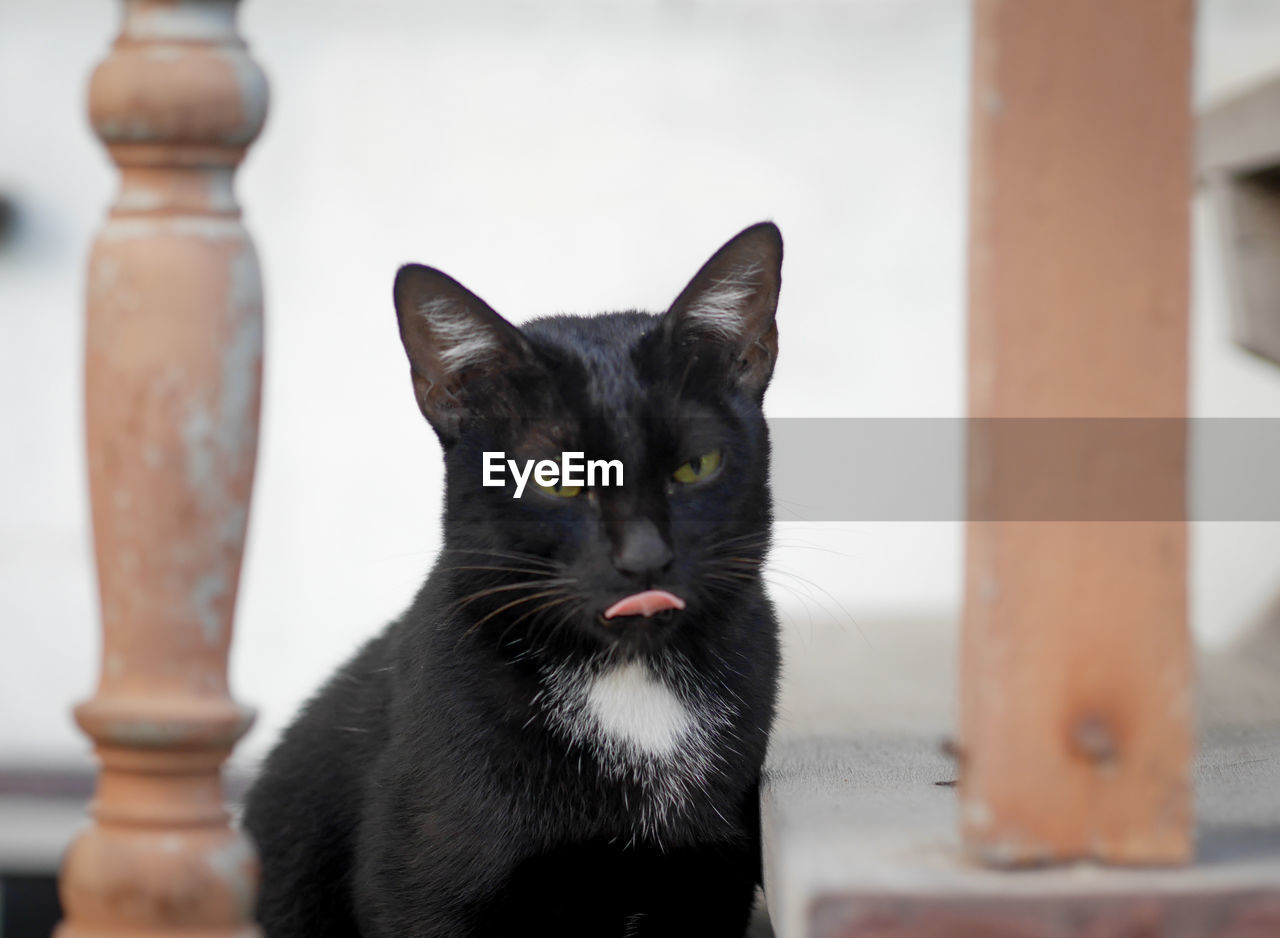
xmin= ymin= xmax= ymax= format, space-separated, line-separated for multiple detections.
xmin=592 ymin=609 xmax=681 ymax=653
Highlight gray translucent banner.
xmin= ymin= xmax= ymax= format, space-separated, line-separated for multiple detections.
xmin=766 ymin=419 xmax=1280 ymax=521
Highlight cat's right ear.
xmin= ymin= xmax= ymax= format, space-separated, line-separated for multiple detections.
xmin=394 ymin=264 xmax=541 ymax=443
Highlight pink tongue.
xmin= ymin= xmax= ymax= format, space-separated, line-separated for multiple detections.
xmin=603 ymin=589 xmax=686 ymax=620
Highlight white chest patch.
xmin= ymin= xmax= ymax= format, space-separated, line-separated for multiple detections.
xmin=536 ymin=654 xmax=737 ymax=844
xmin=584 ymin=661 xmax=693 ymax=757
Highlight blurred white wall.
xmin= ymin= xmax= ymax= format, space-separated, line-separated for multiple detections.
xmin=1 ymin=0 xmax=1279 ymax=764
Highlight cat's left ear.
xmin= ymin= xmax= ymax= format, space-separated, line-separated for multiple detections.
xmin=662 ymin=221 xmax=782 ymax=398
xmin=393 ymin=264 xmax=544 ymax=443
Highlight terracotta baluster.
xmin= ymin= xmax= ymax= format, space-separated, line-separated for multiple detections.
xmin=961 ymin=0 xmax=1193 ymax=865
xmin=58 ymin=0 xmax=267 ymax=934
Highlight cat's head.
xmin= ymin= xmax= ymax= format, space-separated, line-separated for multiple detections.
xmin=393 ymin=222 xmax=780 ymax=657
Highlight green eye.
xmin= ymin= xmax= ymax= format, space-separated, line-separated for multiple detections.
xmin=538 ymin=481 xmax=582 ymax=498
xmin=673 ymin=449 xmax=722 ymax=484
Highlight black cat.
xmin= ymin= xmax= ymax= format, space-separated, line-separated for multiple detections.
xmin=243 ymin=222 xmax=783 ymax=937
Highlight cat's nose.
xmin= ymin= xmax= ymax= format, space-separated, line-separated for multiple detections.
xmin=612 ymin=520 xmax=673 ymax=583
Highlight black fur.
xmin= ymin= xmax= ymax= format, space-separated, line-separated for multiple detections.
xmin=243 ymin=223 xmax=783 ymax=937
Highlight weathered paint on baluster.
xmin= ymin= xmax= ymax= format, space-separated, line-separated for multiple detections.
xmin=58 ymin=1 xmax=267 ymax=934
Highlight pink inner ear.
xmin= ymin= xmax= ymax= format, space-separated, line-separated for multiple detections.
xmin=603 ymin=590 xmax=686 ymax=619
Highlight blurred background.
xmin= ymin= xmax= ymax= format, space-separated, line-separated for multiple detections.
xmin=3 ymin=0 xmax=1280 ymax=930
